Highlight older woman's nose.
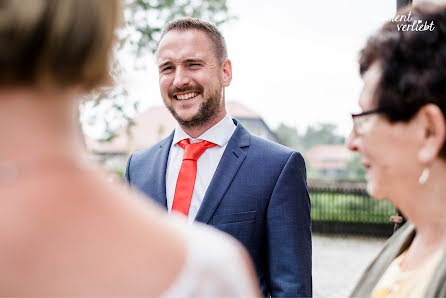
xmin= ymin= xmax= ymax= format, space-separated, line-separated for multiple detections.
xmin=346 ymin=130 xmax=358 ymax=152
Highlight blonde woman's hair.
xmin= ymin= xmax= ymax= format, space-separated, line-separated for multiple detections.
xmin=0 ymin=0 xmax=121 ymax=91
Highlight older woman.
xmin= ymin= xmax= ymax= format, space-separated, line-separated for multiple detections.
xmin=0 ymin=0 xmax=259 ymax=296
xmin=348 ymin=3 xmax=446 ymax=298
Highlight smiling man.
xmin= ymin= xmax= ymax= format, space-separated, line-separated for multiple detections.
xmin=125 ymin=17 xmax=312 ymax=297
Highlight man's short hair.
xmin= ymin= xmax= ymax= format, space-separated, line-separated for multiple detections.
xmin=158 ymin=17 xmax=228 ymax=63
xmin=0 ymin=0 xmax=121 ymax=91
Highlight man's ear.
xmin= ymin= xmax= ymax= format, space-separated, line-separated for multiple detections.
xmin=417 ymin=104 xmax=446 ymax=163
xmin=221 ymin=59 xmax=232 ymax=87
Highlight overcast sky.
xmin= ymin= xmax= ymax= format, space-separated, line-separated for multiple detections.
xmin=119 ymin=0 xmax=396 ymax=138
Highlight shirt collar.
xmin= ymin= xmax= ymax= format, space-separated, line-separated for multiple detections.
xmin=172 ymin=113 xmax=236 ymax=147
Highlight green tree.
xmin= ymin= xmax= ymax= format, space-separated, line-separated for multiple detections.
xmin=344 ymin=153 xmax=366 ymax=180
xmin=274 ymin=123 xmax=303 ymax=151
xmin=81 ymin=0 xmax=233 ymax=141
xmin=126 ymin=0 xmax=232 ymax=56
xmin=274 ymin=122 xmax=345 ymax=152
xmin=274 ymin=122 xmax=348 ymax=179
xmin=301 ymin=123 xmax=345 ymax=150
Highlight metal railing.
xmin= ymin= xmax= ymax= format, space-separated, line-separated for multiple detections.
xmin=308 ymin=180 xmax=395 ymax=237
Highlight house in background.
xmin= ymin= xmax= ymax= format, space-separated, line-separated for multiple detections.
xmin=86 ymin=101 xmax=281 ymax=170
xmin=304 ymin=144 xmax=353 ymax=179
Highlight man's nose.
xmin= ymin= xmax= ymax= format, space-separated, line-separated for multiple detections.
xmin=173 ymin=67 xmax=190 ymax=88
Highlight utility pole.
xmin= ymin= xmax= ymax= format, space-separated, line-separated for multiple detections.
xmin=391 ymin=0 xmax=412 ymax=233
xmin=397 ymin=0 xmax=412 ymax=10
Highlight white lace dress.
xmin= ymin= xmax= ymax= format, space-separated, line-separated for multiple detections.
xmin=160 ymin=222 xmax=258 ymax=298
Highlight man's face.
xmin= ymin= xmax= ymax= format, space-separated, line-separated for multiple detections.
xmin=157 ymin=29 xmax=231 ymax=128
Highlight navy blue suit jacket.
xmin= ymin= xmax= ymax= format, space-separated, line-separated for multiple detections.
xmin=125 ymin=119 xmax=312 ymax=297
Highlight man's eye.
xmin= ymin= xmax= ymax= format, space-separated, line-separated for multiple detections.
xmin=189 ymin=63 xmax=201 ymax=67
xmin=161 ymin=66 xmax=173 ymax=72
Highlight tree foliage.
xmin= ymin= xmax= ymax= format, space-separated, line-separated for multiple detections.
xmin=274 ymin=123 xmax=304 ymax=152
xmin=274 ymin=122 xmax=356 ymax=180
xmin=344 ymin=153 xmax=367 ymax=180
xmin=126 ymin=0 xmax=232 ymax=55
xmin=301 ymin=123 xmax=345 ymax=150
xmin=274 ymin=122 xmax=345 ymax=152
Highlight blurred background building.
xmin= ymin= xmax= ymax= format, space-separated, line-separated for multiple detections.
xmin=86 ymin=101 xmax=280 ymax=172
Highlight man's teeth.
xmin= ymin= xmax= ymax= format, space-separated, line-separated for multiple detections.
xmin=176 ymin=92 xmax=198 ymax=100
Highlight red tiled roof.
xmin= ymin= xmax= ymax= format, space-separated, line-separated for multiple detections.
xmin=305 ymin=145 xmax=353 ymax=170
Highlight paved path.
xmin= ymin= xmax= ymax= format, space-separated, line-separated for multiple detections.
xmin=313 ymin=234 xmax=387 ymax=298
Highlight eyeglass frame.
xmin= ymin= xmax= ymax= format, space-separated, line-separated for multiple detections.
xmin=351 ymin=108 xmax=386 ymax=134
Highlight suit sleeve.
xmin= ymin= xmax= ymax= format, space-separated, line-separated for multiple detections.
xmin=266 ymin=151 xmax=312 ymax=297
xmin=125 ymin=153 xmax=133 ymax=183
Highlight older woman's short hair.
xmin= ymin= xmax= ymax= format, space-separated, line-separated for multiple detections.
xmin=360 ymin=3 xmax=446 ymax=157
xmin=0 ymin=0 xmax=121 ymax=91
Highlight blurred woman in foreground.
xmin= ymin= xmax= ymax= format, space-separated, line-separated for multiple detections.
xmin=0 ymin=0 xmax=259 ymax=296
xmin=348 ymin=3 xmax=446 ymax=298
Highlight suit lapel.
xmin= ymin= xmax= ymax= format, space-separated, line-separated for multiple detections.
xmin=151 ymin=131 xmax=174 ymax=209
xmin=194 ymin=121 xmax=250 ymax=224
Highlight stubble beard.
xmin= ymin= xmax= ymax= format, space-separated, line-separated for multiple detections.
xmin=166 ymin=88 xmax=222 ymax=129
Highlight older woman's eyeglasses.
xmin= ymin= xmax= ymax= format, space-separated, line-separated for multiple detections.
xmin=351 ymin=108 xmax=385 ymax=134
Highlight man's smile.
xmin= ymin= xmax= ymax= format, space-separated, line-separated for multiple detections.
xmin=174 ymin=92 xmax=199 ymax=100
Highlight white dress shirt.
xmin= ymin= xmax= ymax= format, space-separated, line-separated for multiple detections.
xmin=166 ymin=113 xmax=236 ymax=223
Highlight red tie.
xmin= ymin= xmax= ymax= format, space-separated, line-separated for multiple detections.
xmin=172 ymin=139 xmax=217 ymax=216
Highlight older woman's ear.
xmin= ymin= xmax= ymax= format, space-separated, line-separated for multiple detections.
xmin=417 ymin=104 xmax=446 ymax=163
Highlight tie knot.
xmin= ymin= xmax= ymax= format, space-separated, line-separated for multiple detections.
xmin=178 ymin=139 xmax=216 ymax=161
